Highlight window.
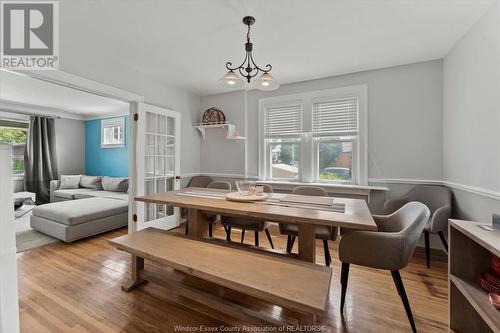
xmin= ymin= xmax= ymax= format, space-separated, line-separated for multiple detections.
xmin=101 ymin=117 xmax=125 ymax=147
xmin=0 ymin=119 xmax=29 ymax=176
xmin=263 ymin=103 xmax=302 ymax=181
xmin=259 ymin=85 xmax=367 ymax=185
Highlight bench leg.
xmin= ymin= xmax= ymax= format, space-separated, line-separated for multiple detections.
xmin=299 ymin=313 xmax=316 ymax=326
xmin=122 ymin=255 xmax=147 ymax=292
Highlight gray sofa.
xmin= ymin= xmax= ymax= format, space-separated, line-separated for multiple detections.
xmin=31 ymin=175 xmax=129 ymax=242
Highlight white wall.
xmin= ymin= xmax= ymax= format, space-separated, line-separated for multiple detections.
xmin=443 ymin=0 xmax=500 ymax=222
xmin=0 ymin=145 xmax=20 ymax=333
xmin=55 ymin=118 xmax=85 ymax=175
xmin=200 ymin=60 xmax=443 ymax=182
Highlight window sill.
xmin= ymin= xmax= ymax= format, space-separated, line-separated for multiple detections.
xmin=256 ymin=180 xmax=388 ymax=200
xmin=12 ymin=175 xmax=24 ymax=181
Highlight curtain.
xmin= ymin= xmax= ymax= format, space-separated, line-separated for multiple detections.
xmin=24 ymin=116 xmax=58 ymax=204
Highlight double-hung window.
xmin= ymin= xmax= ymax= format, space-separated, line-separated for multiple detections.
xmin=263 ymin=103 xmax=302 ymax=181
xmin=259 ymin=85 xmax=367 ymax=185
xmin=101 ymin=117 xmax=125 ymax=148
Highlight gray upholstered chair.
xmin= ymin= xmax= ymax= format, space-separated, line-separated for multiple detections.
xmin=221 ymin=184 xmax=274 ymax=248
xmin=183 ymin=176 xmax=213 ymax=235
xmin=279 ymin=186 xmax=338 ymax=266
xmin=383 ymin=185 xmax=452 ymax=268
xmin=339 ymin=202 xmax=430 ymax=333
xmin=205 ymin=181 xmax=232 ymax=237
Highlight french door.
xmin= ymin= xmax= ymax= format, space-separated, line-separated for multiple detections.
xmin=131 ymin=102 xmax=181 ymax=231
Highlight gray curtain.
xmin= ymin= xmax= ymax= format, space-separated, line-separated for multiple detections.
xmin=24 ymin=116 xmax=58 ymax=204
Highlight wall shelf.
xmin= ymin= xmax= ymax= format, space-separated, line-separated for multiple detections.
xmin=194 ymin=121 xmax=246 ymax=141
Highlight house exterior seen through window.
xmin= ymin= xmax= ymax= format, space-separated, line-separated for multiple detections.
xmin=0 ymin=119 xmax=29 ymax=176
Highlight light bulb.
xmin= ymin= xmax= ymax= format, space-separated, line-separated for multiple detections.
xmin=218 ymin=70 xmax=244 ymax=88
xmin=253 ymin=72 xmax=279 ymax=91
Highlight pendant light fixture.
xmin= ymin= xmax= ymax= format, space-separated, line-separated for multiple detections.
xmin=219 ymin=16 xmax=279 ymax=91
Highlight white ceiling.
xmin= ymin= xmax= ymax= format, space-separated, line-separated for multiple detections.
xmin=58 ymin=0 xmax=495 ymax=96
xmin=0 ymin=70 xmax=129 ymax=118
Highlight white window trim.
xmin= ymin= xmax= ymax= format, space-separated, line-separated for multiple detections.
xmin=258 ymin=84 xmax=368 ymax=185
xmin=101 ymin=116 xmax=125 ymax=148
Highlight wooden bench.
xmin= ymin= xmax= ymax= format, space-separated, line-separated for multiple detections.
xmin=110 ymin=227 xmax=332 ymax=326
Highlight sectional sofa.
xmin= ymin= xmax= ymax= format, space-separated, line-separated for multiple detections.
xmin=30 ymin=175 xmax=129 ymax=242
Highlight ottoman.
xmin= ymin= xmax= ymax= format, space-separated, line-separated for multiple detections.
xmin=30 ymin=197 xmax=128 ymax=242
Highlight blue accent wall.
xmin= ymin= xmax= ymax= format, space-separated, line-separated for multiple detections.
xmin=85 ymin=116 xmax=129 ymax=177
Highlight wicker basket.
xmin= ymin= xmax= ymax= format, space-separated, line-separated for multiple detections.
xmin=202 ymin=107 xmax=226 ymax=123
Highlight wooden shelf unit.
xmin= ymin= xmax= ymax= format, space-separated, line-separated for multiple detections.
xmin=449 ymin=219 xmax=500 ymax=333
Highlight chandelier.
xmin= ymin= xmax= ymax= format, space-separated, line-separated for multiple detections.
xmin=218 ymin=16 xmax=279 ymax=91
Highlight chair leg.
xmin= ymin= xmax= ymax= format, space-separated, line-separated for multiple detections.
xmin=226 ymin=226 xmax=232 ymax=242
xmin=323 ymin=240 xmax=331 ymax=266
xmin=208 ymin=222 xmax=213 ymax=238
xmin=340 ymin=263 xmax=350 ymax=312
xmin=438 ymin=231 xmax=448 ymax=253
xmin=286 ymin=236 xmax=291 ymax=252
xmin=391 ymin=271 xmax=417 ymax=333
xmin=184 ymin=222 xmax=189 ymax=235
xmin=254 ymin=231 xmax=259 ymax=247
xmin=241 ymin=229 xmax=245 ymax=243
xmin=289 ymin=236 xmax=296 ymax=252
xmin=264 ymin=228 xmax=274 ymax=249
xmin=424 ymin=231 xmax=430 ymax=268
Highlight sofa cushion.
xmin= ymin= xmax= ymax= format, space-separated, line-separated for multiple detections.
xmin=102 ymin=176 xmax=128 ymax=192
xmin=53 ymin=188 xmax=95 ymax=200
xmin=59 ymin=175 xmax=81 ymax=189
xmin=74 ymin=190 xmax=128 ymax=201
xmin=80 ymin=175 xmax=103 ymax=190
xmin=32 ymin=197 xmax=128 ymax=226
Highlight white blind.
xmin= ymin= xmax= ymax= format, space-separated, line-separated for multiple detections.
xmin=264 ymin=104 xmax=302 ymax=137
xmin=312 ymin=97 xmax=358 ymax=136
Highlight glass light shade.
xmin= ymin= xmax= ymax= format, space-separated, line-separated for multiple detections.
xmin=253 ymin=72 xmax=279 ymax=91
xmin=218 ymin=70 xmax=244 ymax=88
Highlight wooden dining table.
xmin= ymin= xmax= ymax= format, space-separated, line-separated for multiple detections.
xmin=135 ymin=187 xmax=377 ymax=264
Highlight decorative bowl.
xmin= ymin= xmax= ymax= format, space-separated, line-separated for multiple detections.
xmin=235 ymin=180 xmax=256 ymax=196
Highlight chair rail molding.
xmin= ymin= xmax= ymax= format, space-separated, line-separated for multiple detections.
xmin=369 ymin=178 xmax=500 ymax=201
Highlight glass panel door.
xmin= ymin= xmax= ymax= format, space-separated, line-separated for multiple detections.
xmin=135 ymin=103 xmax=180 ymax=231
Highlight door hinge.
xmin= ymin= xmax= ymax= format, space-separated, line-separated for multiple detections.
xmin=133 ymin=113 xmax=138 ymax=121
xmin=132 ymin=214 xmax=137 ymax=222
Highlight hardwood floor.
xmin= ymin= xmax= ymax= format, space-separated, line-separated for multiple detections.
xmin=17 ymin=224 xmax=450 ymax=332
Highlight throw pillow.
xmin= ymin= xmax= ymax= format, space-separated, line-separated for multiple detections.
xmin=102 ymin=176 xmax=129 ymax=192
xmin=80 ymin=175 xmax=103 ymax=190
xmin=59 ymin=175 xmax=81 ymax=189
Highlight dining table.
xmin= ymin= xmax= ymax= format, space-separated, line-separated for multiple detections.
xmin=135 ymin=187 xmax=377 ymax=264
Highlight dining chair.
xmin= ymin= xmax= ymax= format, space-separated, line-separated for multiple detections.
xmin=279 ymin=186 xmax=337 ymax=266
xmin=205 ymin=181 xmax=232 ymax=237
xmin=383 ymin=185 xmax=452 ymax=268
xmin=339 ymin=202 xmax=430 ymax=333
xmin=221 ymin=184 xmax=274 ymax=248
xmin=183 ymin=176 xmax=213 ymax=235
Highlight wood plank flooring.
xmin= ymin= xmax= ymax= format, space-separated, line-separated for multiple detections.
xmin=17 ymin=224 xmax=450 ymax=332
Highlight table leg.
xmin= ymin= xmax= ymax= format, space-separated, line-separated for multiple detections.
xmin=298 ymin=224 xmax=316 ymax=263
xmin=187 ymin=208 xmax=209 ymax=238
xmin=122 ymin=255 xmax=147 ymax=292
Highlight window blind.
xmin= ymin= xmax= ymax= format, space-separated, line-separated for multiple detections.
xmin=312 ymin=97 xmax=358 ymax=136
xmin=264 ymin=104 xmax=302 ymax=137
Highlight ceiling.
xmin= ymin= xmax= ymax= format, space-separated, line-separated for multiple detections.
xmin=58 ymin=0 xmax=495 ymax=96
xmin=0 ymin=70 xmax=129 ymax=118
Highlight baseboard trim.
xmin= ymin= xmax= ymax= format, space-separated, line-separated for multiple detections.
xmin=369 ymin=178 xmax=500 ymax=201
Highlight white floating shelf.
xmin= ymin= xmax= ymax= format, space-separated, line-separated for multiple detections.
xmin=194 ymin=121 xmax=245 ymax=141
